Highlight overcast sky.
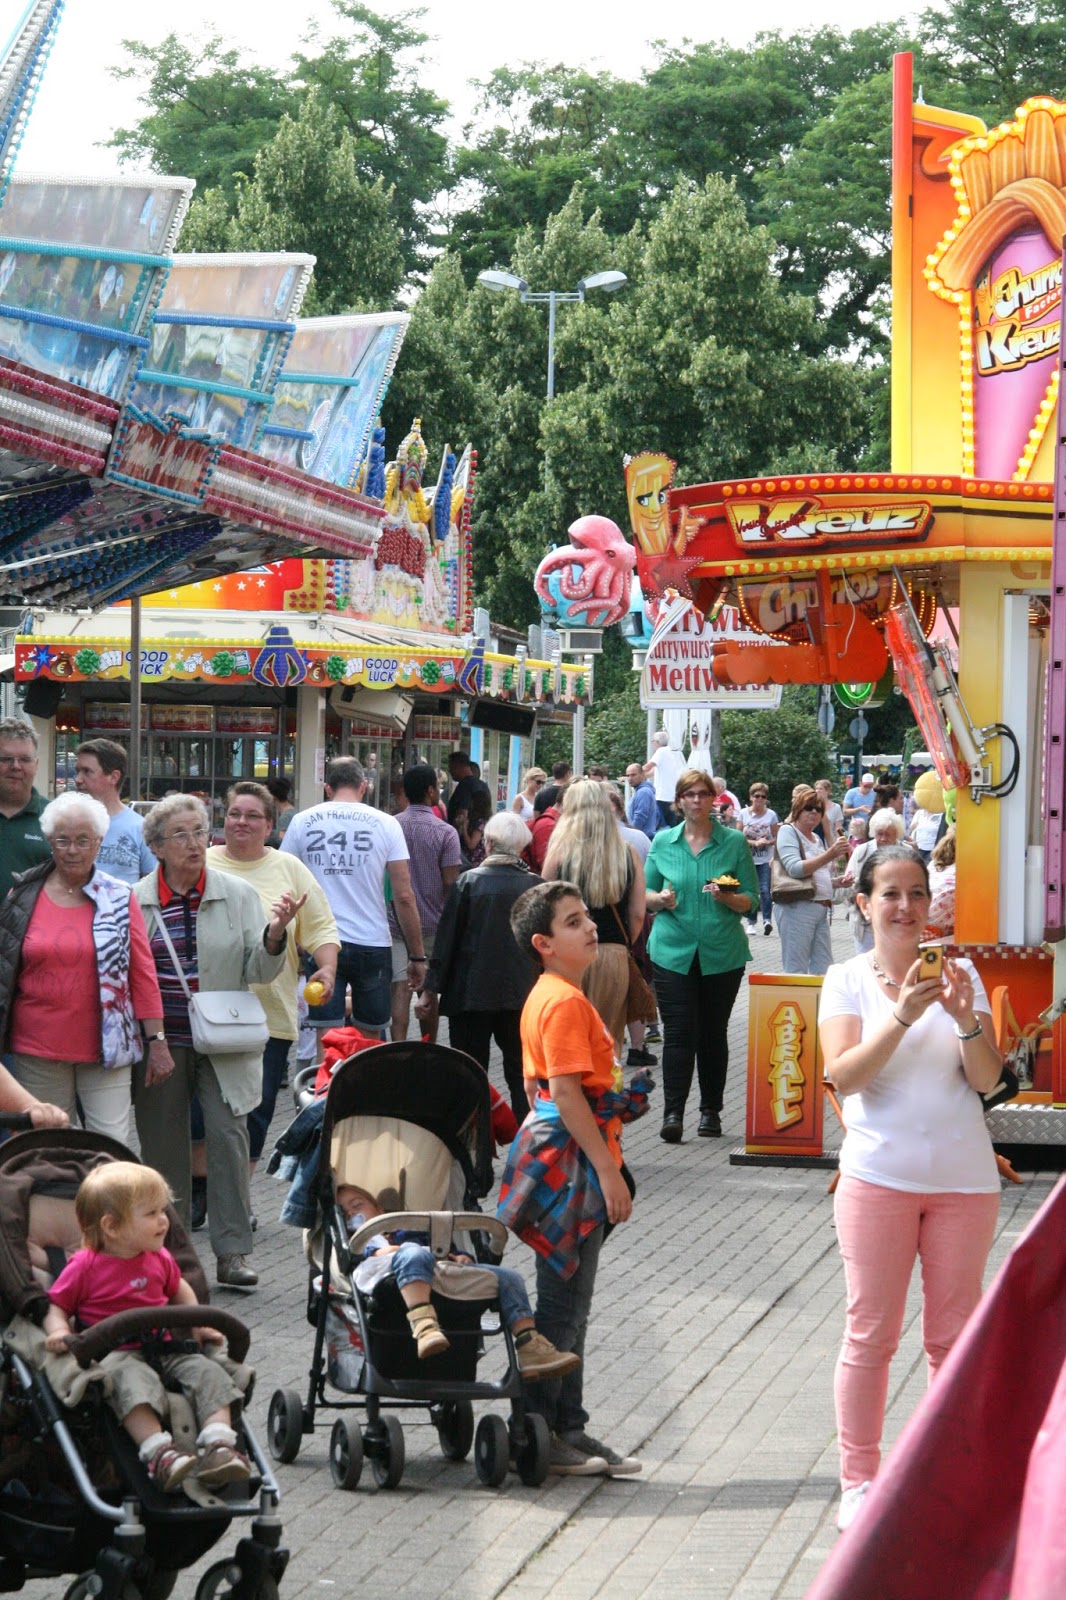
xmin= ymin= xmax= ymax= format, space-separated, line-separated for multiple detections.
xmin=18 ymin=0 xmax=916 ymax=176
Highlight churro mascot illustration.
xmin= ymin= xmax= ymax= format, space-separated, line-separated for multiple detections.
xmin=927 ymin=99 xmax=1066 ymax=480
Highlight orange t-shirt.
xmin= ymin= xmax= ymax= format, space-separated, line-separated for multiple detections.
xmin=520 ymin=972 xmax=624 ymax=1168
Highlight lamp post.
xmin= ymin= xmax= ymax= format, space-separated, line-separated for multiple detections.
xmin=477 ymin=266 xmax=628 ymax=428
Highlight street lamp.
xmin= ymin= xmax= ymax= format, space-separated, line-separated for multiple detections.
xmin=476 ymin=266 xmax=628 ymax=400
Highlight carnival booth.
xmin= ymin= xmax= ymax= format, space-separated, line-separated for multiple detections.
xmin=625 ymin=55 xmax=1066 ymax=1152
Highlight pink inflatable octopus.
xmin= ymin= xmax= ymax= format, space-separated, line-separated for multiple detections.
xmin=533 ymin=514 xmax=637 ymax=628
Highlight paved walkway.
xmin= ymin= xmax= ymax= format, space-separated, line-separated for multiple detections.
xmin=36 ymin=916 xmax=1057 ymax=1597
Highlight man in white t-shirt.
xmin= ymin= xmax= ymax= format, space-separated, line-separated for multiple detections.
xmin=644 ymin=730 xmax=686 ymax=829
xmin=74 ymin=738 xmax=156 ymax=886
xmin=281 ymin=757 xmax=424 ymax=1034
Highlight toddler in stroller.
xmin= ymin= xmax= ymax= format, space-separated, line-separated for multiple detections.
xmin=336 ymin=1181 xmax=578 ymax=1376
xmin=0 ymin=1121 xmax=286 ymax=1600
xmin=44 ymin=1162 xmax=251 ymax=1493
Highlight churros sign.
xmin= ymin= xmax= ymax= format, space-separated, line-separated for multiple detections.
xmin=926 ymin=97 xmax=1066 ymax=481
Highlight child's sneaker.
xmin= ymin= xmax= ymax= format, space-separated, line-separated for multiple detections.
xmin=645 ymin=1024 xmax=662 ymax=1044
xmin=547 ymin=1433 xmax=608 ymax=1475
xmin=564 ymin=1430 xmax=642 ymax=1475
xmin=147 ymin=1442 xmax=197 ymax=1493
xmin=515 ymin=1331 xmax=581 ymax=1381
xmin=196 ymin=1441 xmax=252 ymax=1488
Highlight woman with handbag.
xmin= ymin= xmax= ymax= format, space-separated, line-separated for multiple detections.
xmin=134 ymin=794 xmax=298 ymax=1291
xmin=773 ymin=787 xmax=850 ymax=975
xmin=542 ymin=778 xmax=647 ymax=1060
xmin=644 ymin=768 xmax=759 ymax=1142
xmin=819 ymin=844 xmax=1003 ymax=1531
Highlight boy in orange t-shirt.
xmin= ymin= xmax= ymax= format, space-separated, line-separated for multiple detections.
xmin=507 ymin=882 xmax=641 ymax=1478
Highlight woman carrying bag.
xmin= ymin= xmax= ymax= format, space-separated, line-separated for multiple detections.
xmin=773 ymin=787 xmax=849 ymax=975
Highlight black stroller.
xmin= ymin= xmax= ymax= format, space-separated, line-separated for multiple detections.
xmin=267 ymin=1042 xmax=551 ymax=1490
xmin=0 ymin=1119 xmax=287 ymax=1600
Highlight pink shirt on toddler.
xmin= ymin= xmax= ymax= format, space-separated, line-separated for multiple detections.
xmin=49 ymin=1247 xmax=181 ymax=1328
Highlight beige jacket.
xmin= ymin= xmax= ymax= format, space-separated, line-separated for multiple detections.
xmin=134 ymin=867 xmax=286 ymax=1114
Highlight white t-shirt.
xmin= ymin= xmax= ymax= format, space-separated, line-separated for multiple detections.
xmin=649 ymin=745 xmax=685 ymax=802
xmin=819 ymin=954 xmax=998 ymax=1194
xmin=281 ymin=800 xmax=408 ymax=948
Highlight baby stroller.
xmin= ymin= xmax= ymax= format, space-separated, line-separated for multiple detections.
xmin=0 ymin=1117 xmax=287 ymax=1600
xmin=267 ymin=1041 xmax=551 ymax=1490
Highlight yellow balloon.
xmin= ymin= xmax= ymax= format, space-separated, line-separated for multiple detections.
xmin=914 ymin=770 xmax=945 ymax=813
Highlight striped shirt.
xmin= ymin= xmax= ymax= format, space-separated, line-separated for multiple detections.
xmin=146 ymin=867 xmax=202 ymax=1047
xmin=386 ymin=805 xmax=462 ymax=944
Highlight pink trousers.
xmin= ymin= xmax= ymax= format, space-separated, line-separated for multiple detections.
xmin=833 ymin=1175 xmax=999 ymax=1489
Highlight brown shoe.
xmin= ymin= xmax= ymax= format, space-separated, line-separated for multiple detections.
xmin=406 ymin=1304 xmax=450 ymax=1358
xmin=516 ymin=1331 xmax=581 ymax=1381
xmin=147 ymin=1441 xmax=197 ymax=1493
xmin=197 ymin=1441 xmax=252 ymax=1488
xmin=216 ymin=1254 xmax=258 ymax=1289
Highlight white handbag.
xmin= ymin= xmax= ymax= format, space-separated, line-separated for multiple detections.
xmin=151 ymin=910 xmax=269 ymax=1056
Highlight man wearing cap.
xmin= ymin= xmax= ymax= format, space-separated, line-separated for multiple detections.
xmin=842 ymin=772 xmax=877 ymax=822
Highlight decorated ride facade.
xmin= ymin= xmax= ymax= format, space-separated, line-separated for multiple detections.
xmin=626 ymin=55 xmax=1065 ymax=1134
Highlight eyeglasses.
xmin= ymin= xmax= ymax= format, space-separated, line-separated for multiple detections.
xmin=52 ymin=835 xmax=96 ymax=852
xmin=0 ymin=754 xmax=36 ymax=767
xmin=164 ymin=828 xmax=209 ymax=845
xmin=227 ymin=810 xmax=269 ymax=824
xmin=802 ymin=804 xmax=824 ymax=814
xmin=681 ymin=789 xmax=713 ymax=801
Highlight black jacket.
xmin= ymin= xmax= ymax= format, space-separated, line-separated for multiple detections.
xmin=0 ymin=860 xmax=54 ymax=1050
xmin=425 ymin=858 xmax=542 ymax=1015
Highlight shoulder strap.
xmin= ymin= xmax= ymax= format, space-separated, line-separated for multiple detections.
xmin=609 ymin=901 xmax=632 ymax=949
xmin=146 ymin=907 xmax=193 ymax=1001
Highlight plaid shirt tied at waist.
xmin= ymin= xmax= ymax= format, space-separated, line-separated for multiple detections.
xmin=496 ymin=1072 xmax=653 ymax=1279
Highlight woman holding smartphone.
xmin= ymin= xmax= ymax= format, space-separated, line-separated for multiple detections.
xmin=819 ymin=844 xmax=1003 ymax=1532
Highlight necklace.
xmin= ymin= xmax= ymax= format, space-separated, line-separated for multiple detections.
xmin=869 ymin=954 xmax=903 ymax=990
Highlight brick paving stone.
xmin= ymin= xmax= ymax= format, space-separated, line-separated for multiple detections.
xmin=17 ymin=912 xmax=1055 ymax=1599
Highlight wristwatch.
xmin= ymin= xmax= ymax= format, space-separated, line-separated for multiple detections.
xmin=146 ymin=1031 xmax=166 ymax=1043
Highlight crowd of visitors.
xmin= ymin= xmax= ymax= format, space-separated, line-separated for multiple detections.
xmin=0 ymin=713 xmax=998 ymax=1511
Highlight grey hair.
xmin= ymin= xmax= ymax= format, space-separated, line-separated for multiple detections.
xmin=0 ymin=716 xmax=38 ymax=750
xmin=40 ymin=791 xmax=109 ymax=840
xmin=484 ymin=811 xmax=532 ymax=855
xmin=141 ymin=793 xmax=210 ymax=852
xmin=652 ymin=729 xmax=669 ymax=747
xmin=868 ymin=807 xmax=905 ymax=842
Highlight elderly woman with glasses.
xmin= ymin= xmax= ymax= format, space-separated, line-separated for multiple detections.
xmin=644 ymin=768 xmax=760 ymax=1142
xmin=774 ymin=786 xmax=851 ymax=975
xmin=0 ymin=791 xmax=166 ymax=1139
xmin=134 ymin=794 xmax=301 ymax=1291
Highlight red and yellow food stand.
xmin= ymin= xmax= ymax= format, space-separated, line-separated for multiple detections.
xmin=631 ymin=55 xmax=1066 ymax=1153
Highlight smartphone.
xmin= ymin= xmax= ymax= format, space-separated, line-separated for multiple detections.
xmin=918 ymin=943 xmax=944 ymax=981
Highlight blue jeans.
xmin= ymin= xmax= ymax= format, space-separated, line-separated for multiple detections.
xmin=747 ymin=861 xmax=772 ymax=925
xmin=526 ymin=1224 xmax=604 ymax=1435
xmin=390 ymin=1243 xmax=532 ymax=1330
xmin=247 ymin=1036 xmax=293 ymax=1162
xmin=307 ymin=941 xmax=392 ymax=1032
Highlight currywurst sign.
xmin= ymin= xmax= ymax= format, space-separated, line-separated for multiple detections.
xmin=640 ymin=596 xmax=782 ymax=709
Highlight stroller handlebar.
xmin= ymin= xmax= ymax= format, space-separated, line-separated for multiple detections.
xmin=344 ymin=1210 xmax=509 ymax=1258
xmin=63 ymin=1305 xmax=251 ymax=1368
xmin=0 ymin=1113 xmax=33 ymax=1131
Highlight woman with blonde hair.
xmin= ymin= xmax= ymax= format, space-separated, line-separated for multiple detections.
xmin=542 ymin=777 xmax=646 ymax=1055
xmin=511 ymin=767 xmax=547 ymax=823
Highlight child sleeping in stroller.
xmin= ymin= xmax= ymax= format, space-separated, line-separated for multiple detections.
xmin=43 ymin=1161 xmax=251 ymax=1494
xmin=336 ymin=1182 xmax=579 ymax=1379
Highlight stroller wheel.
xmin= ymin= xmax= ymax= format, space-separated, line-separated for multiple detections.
xmin=267 ymin=1387 xmax=305 ymax=1464
xmin=474 ymin=1413 xmax=509 ymax=1488
xmin=514 ymin=1412 xmax=551 ymax=1487
xmin=329 ymin=1414 xmax=365 ymax=1490
xmin=369 ymin=1413 xmax=405 ymax=1489
xmin=195 ymin=1559 xmax=280 ymax=1600
xmin=435 ymin=1398 xmax=475 ymax=1462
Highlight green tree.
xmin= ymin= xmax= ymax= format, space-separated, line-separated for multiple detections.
xmin=720 ymin=703 xmax=836 ymax=821
xmin=919 ymin=0 xmax=1066 ymax=123
xmin=108 ymin=5 xmax=449 ymax=274
xmin=215 ymin=92 xmax=406 ymax=313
